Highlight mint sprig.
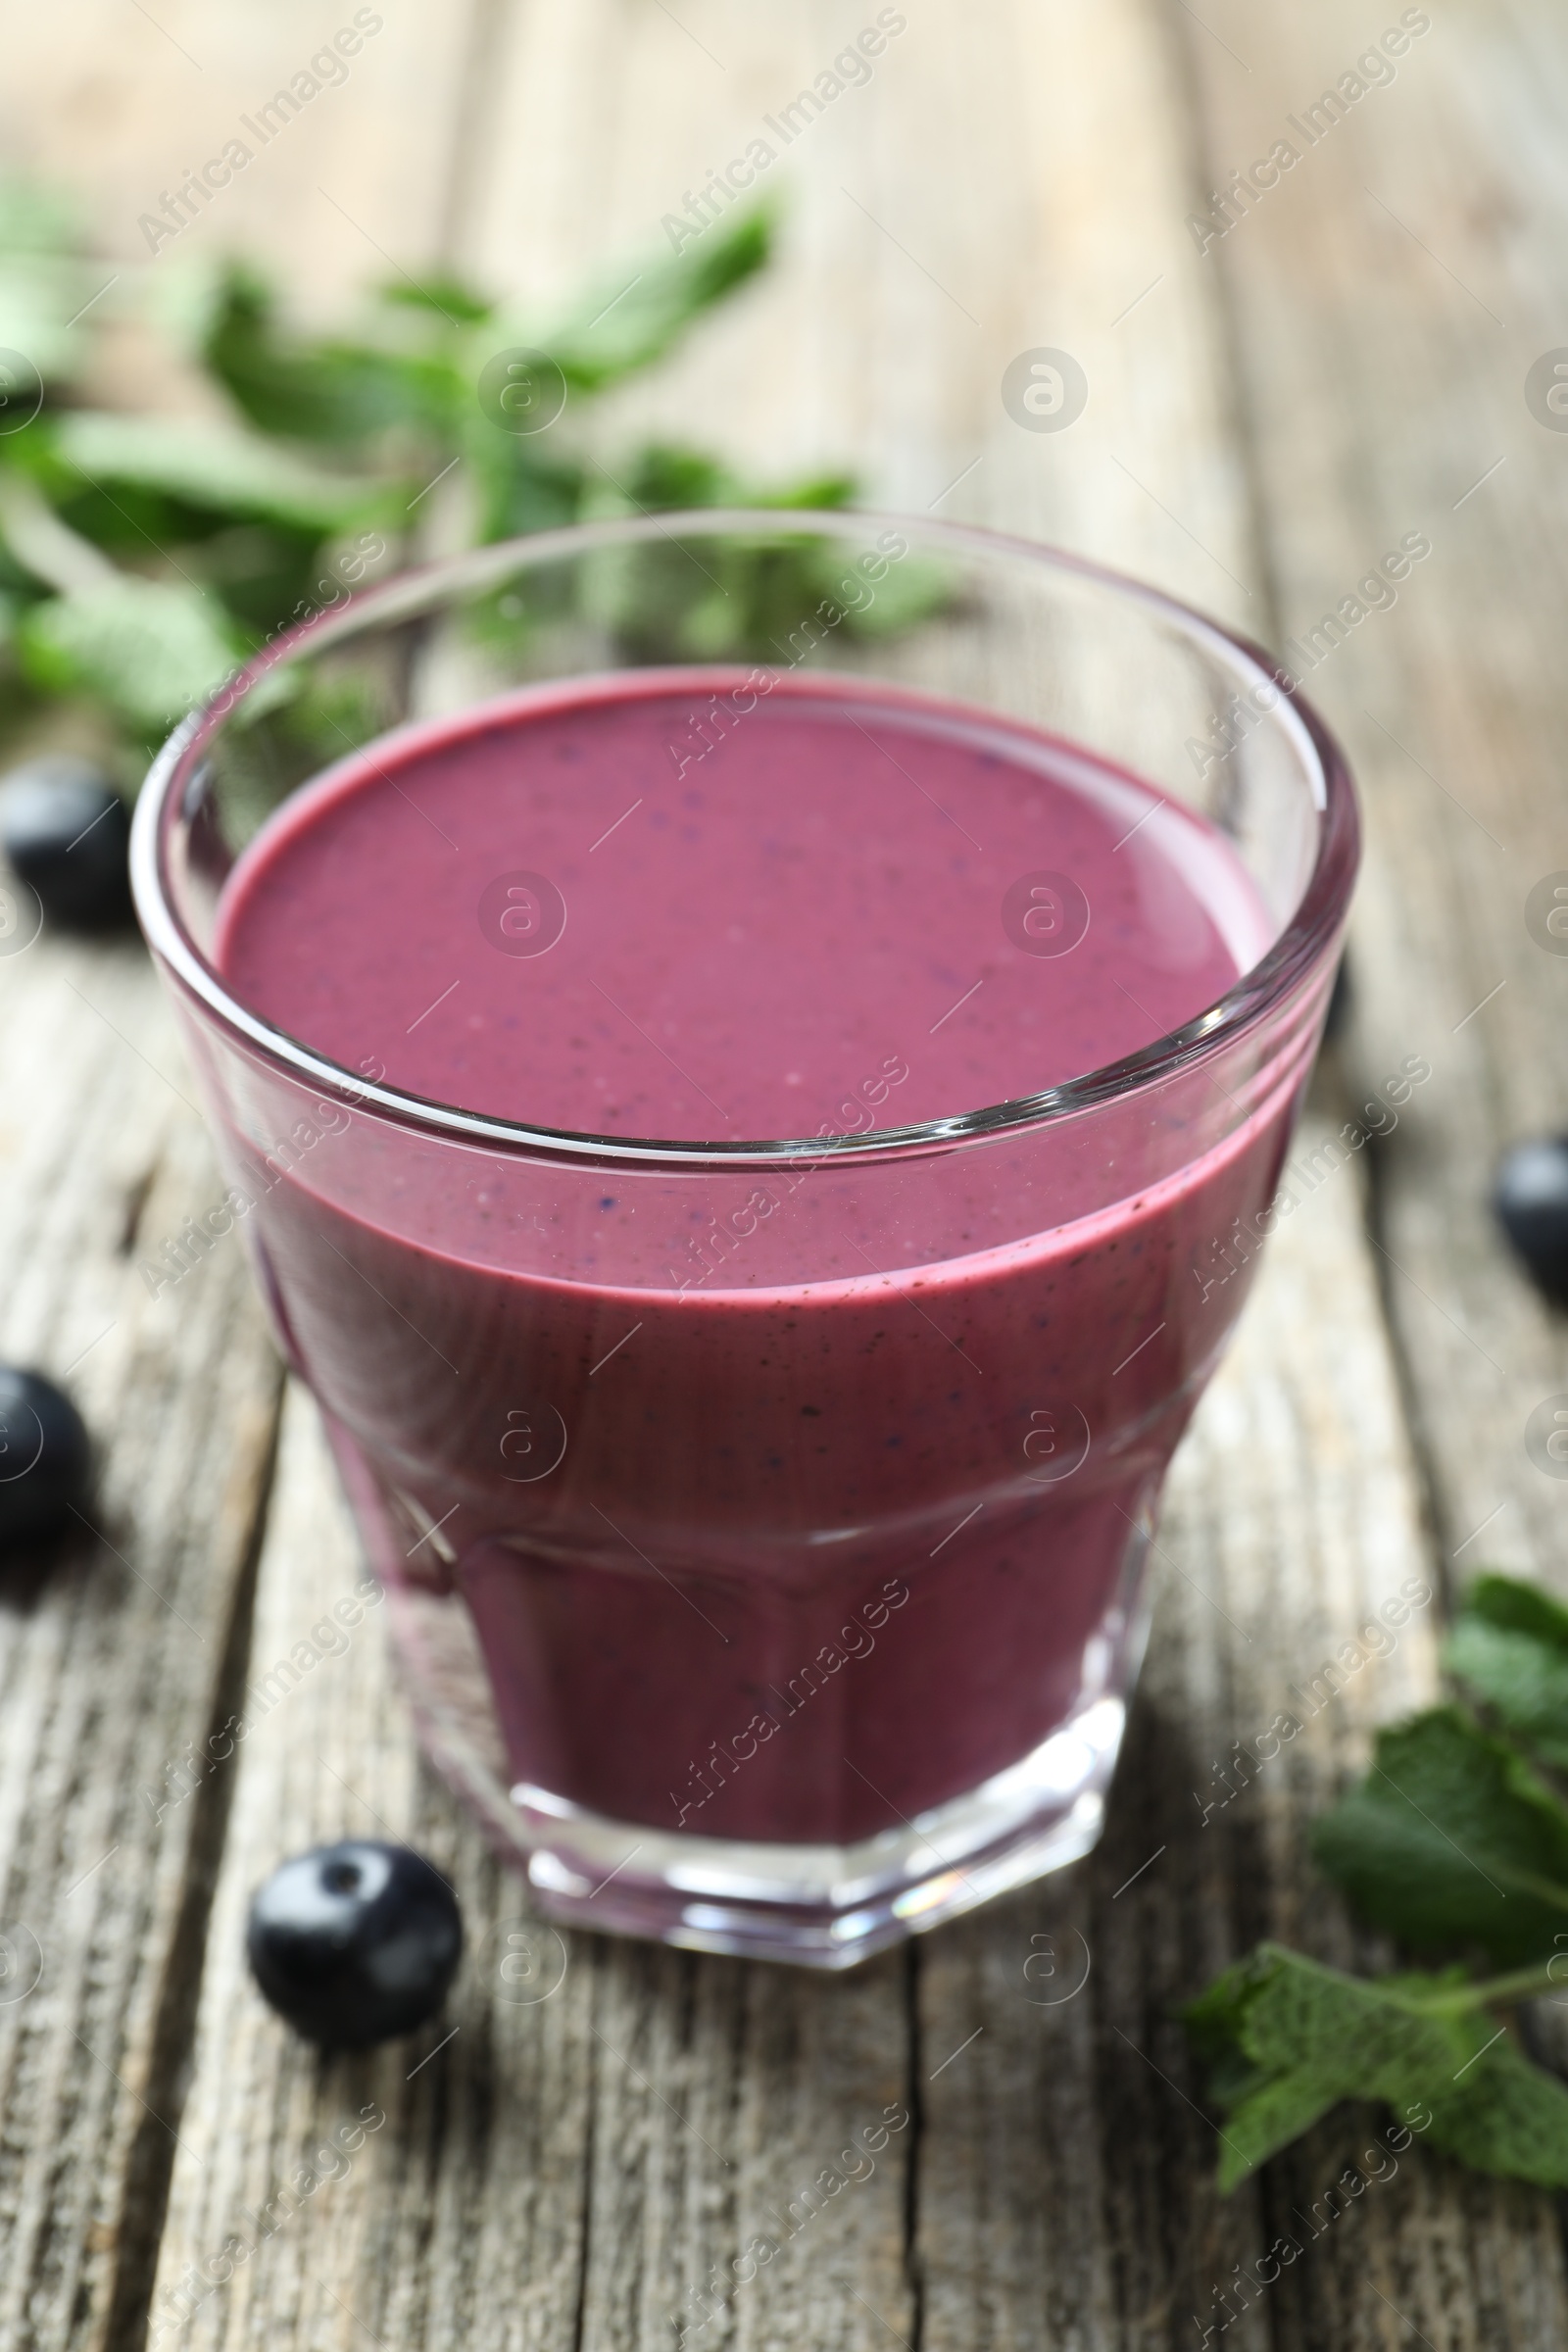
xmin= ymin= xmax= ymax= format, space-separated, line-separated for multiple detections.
xmin=1188 ymin=1944 xmax=1568 ymax=2190
xmin=1310 ymin=1706 xmax=1568 ymax=1963
xmin=1187 ymin=1573 xmax=1568 ymax=2189
xmin=1445 ymin=1573 xmax=1568 ymax=1772
xmin=0 ymin=187 xmax=905 ymax=771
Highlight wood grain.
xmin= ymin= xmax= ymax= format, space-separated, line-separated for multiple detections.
xmin=1185 ymin=0 xmax=1568 ymax=1591
xmin=1175 ymin=2 xmax=1568 ymax=2337
xmin=0 ymin=939 xmax=279 ymax=2352
xmin=0 ymin=0 xmax=482 ymax=301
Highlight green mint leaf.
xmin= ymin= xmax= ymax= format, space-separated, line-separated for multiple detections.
xmin=837 ymin=547 xmax=950 ymax=638
xmin=18 ymin=577 xmax=241 ymax=733
xmin=463 ymin=424 xmax=586 ymax=549
xmin=202 ymin=264 xmax=461 ymax=450
xmin=1424 ymin=2022 xmax=1568 ymax=2182
xmin=1446 ymin=1573 xmax=1568 ymax=1772
xmin=1311 ymin=1705 xmax=1568 ymax=1963
xmin=568 ymin=454 xmax=927 ymax=665
xmin=1186 ymin=1943 xmax=1568 ymax=2191
xmin=1184 ymin=1947 xmax=1379 ymax=2184
xmin=543 ymin=204 xmax=774 ymax=393
xmin=597 ymin=441 xmax=858 ymax=519
xmin=376 ymin=275 xmax=494 ymax=325
xmin=209 ymin=662 xmax=393 ymax=838
xmin=48 ymin=414 xmax=383 ymax=534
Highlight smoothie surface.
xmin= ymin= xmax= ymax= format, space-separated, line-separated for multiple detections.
xmin=215 ymin=673 xmax=1267 ymax=1144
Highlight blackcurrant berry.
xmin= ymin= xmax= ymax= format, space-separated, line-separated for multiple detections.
xmin=0 ymin=1366 xmax=90 ymax=1552
xmin=0 ymin=758 xmax=132 ymax=930
xmin=1494 ymin=1137 xmax=1568 ymax=1308
xmin=247 ymin=1840 xmax=463 ymax=2049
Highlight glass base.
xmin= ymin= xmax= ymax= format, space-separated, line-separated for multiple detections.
xmin=383 ymin=1573 xmax=1128 ymax=1968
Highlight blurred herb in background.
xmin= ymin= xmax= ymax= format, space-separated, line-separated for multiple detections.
xmin=0 ymin=187 xmax=936 ymax=785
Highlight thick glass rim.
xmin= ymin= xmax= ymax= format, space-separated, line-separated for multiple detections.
xmin=130 ymin=509 xmax=1359 ymax=1170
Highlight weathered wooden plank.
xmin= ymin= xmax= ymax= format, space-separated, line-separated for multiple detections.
xmin=0 ymin=937 xmax=280 ymax=2352
xmin=464 ymin=0 xmax=1259 ymax=585
xmin=1187 ymin=0 xmax=1568 ymax=1589
xmin=0 ymin=0 xmax=483 ymax=314
xmin=1163 ymin=3 xmax=1568 ymax=2340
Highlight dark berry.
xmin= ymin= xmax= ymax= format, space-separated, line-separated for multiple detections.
xmin=1494 ymin=1138 xmax=1568 ymax=1307
xmin=0 ymin=1366 xmax=90 ymax=1552
xmin=0 ymin=758 xmax=132 ymax=929
xmin=247 ymin=1840 xmax=463 ymax=2048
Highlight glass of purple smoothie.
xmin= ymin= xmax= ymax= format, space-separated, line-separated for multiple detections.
xmin=131 ymin=512 xmax=1357 ymax=1967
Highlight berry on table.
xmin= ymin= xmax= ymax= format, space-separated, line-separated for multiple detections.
xmin=0 ymin=1366 xmax=90 ymax=1552
xmin=1494 ymin=1136 xmax=1568 ymax=1306
xmin=247 ymin=1840 xmax=463 ymax=2049
xmin=0 ymin=757 xmax=133 ymax=930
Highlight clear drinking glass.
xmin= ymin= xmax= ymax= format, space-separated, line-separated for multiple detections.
xmin=130 ymin=512 xmax=1357 ymax=1968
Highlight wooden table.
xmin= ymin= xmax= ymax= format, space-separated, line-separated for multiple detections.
xmin=3 ymin=3 xmax=1566 ymax=2344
